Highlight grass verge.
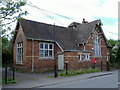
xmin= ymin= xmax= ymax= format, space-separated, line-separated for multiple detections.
xmin=59 ymin=68 xmax=101 ymax=77
xmin=0 ymin=77 xmax=16 ymax=84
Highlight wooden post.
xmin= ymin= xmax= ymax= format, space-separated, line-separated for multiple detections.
xmin=54 ymin=64 xmax=58 ymax=78
xmin=94 ymin=63 xmax=95 ymax=69
xmin=66 ymin=63 xmax=68 ymax=75
xmin=101 ymin=61 xmax=102 ymax=72
xmin=5 ymin=67 xmax=7 ymax=84
xmin=13 ymin=66 xmax=15 ymax=80
xmin=65 ymin=61 xmax=68 ymax=75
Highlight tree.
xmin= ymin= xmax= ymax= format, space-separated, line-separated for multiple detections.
xmin=2 ymin=37 xmax=13 ymax=65
xmin=108 ymin=39 xmax=118 ymax=47
xmin=115 ymin=41 xmax=120 ymax=68
xmin=0 ymin=0 xmax=27 ymax=66
xmin=110 ymin=40 xmax=120 ymax=69
xmin=0 ymin=0 xmax=27 ymax=37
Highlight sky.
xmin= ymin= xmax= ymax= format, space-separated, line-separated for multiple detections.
xmin=20 ymin=0 xmax=119 ymax=40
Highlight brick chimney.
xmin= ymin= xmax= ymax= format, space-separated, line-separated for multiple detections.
xmin=82 ymin=18 xmax=88 ymax=23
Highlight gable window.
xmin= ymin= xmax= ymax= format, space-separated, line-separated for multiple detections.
xmin=40 ymin=43 xmax=54 ymax=58
xmin=94 ymin=35 xmax=101 ymax=56
xmin=16 ymin=42 xmax=23 ymax=64
xmin=84 ymin=54 xmax=90 ymax=61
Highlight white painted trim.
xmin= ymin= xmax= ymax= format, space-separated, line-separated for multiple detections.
xmin=39 ymin=42 xmax=54 ymax=59
xmin=55 ymin=42 xmax=64 ymax=52
xmin=16 ymin=42 xmax=23 ymax=64
xmin=83 ymin=53 xmax=90 ymax=61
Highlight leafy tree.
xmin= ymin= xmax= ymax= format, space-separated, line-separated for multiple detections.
xmin=115 ymin=41 xmax=120 ymax=68
xmin=0 ymin=0 xmax=27 ymax=66
xmin=2 ymin=37 xmax=13 ymax=65
xmin=110 ymin=40 xmax=120 ymax=69
xmin=0 ymin=0 xmax=27 ymax=37
xmin=108 ymin=39 xmax=118 ymax=47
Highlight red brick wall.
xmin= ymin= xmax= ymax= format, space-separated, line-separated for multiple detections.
xmin=85 ymin=31 xmax=110 ymax=63
xmin=14 ymin=25 xmax=62 ymax=72
xmin=63 ymin=30 xmax=111 ymax=70
xmin=14 ymin=25 xmax=110 ymax=72
xmin=15 ymin=38 xmax=62 ymax=72
xmin=13 ymin=24 xmax=27 ymax=68
xmin=64 ymin=51 xmax=92 ymax=70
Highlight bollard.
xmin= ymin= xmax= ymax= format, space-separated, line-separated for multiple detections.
xmin=94 ymin=63 xmax=95 ymax=69
xmin=65 ymin=61 xmax=68 ymax=75
xmin=5 ymin=67 xmax=7 ymax=84
xmin=54 ymin=64 xmax=58 ymax=78
xmin=13 ymin=66 xmax=15 ymax=80
xmin=66 ymin=63 xmax=68 ymax=75
xmin=101 ymin=61 xmax=102 ymax=72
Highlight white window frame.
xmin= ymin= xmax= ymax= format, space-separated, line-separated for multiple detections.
xmin=84 ymin=54 xmax=90 ymax=61
xmin=79 ymin=53 xmax=82 ymax=61
xmin=94 ymin=35 xmax=101 ymax=56
xmin=16 ymin=42 xmax=23 ymax=64
xmin=39 ymin=42 xmax=54 ymax=59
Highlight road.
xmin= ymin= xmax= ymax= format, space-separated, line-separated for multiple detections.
xmin=40 ymin=72 xmax=119 ymax=88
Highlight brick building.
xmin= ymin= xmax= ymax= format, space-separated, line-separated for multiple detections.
xmin=13 ymin=19 xmax=112 ymax=72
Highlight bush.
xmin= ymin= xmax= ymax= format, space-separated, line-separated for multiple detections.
xmin=1 ymin=77 xmax=16 ymax=84
xmin=59 ymin=68 xmax=101 ymax=77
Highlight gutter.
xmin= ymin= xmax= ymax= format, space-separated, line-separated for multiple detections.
xmin=27 ymin=38 xmax=64 ymax=52
xmin=64 ymin=50 xmax=92 ymax=52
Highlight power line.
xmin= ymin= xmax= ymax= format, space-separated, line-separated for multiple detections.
xmin=27 ymin=2 xmax=76 ymax=21
xmin=27 ymin=2 xmax=69 ymax=26
xmin=26 ymin=1 xmax=119 ymax=36
xmin=104 ymin=30 xmax=118 ymax=35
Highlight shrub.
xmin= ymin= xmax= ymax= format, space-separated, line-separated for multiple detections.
xmin=59 ymin=68 xmax=100 ymax=77
xmin=2 ymin=77 xmax=16 ymax=84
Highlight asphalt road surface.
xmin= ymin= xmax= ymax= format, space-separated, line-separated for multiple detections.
xmin=40 ymin=71 xmax=119 ymax=88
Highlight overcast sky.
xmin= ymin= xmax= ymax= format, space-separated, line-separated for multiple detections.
xmin=21 ymin=0 xmax=119 ymax=40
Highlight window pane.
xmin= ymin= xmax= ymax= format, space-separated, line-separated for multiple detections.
xmin=40 ymin=50 xmax=44 ymax=57
xmin=45 ymin=50 xmax=48 ymax=57
xmin=45 ymin=44 xmax=48 ymax=49
xmin=40 ymin=44 xmax=43 ymax=49
xmin=49 ymin=44 xmax=52 ymax=49
xmin=49 ymin=50 xmax=52 ymax=57
xmin=17 ymin=42 xmax=23 ymax=63
xmin=17 ymin=54 xmax=21 ymax=62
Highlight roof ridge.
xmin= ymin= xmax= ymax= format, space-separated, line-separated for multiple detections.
xmin=20 ymin=18 xmax=71 ymax=30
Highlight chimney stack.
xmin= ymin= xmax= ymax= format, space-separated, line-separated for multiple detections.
xmin=82 ymin=18 xmax=88 ymax=23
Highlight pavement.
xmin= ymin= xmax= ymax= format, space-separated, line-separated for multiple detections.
xmin=2 ymin=70 xmax=118 ymax=88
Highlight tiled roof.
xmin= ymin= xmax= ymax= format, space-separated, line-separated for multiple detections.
xmin=17 ymin=19 xmax=101 ymax=50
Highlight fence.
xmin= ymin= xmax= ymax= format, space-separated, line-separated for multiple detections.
xmin=2 ymin=66 xmax=15 ymax=84
xmin=63 ymin=61 xmax=107 ymax=72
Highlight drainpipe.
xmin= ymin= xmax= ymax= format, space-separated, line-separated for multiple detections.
xmin=32 ymin=39 xmax=34 ymax=72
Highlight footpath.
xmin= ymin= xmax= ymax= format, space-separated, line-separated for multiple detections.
xmin=2 ymin=70 xmax=117 ymax=88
